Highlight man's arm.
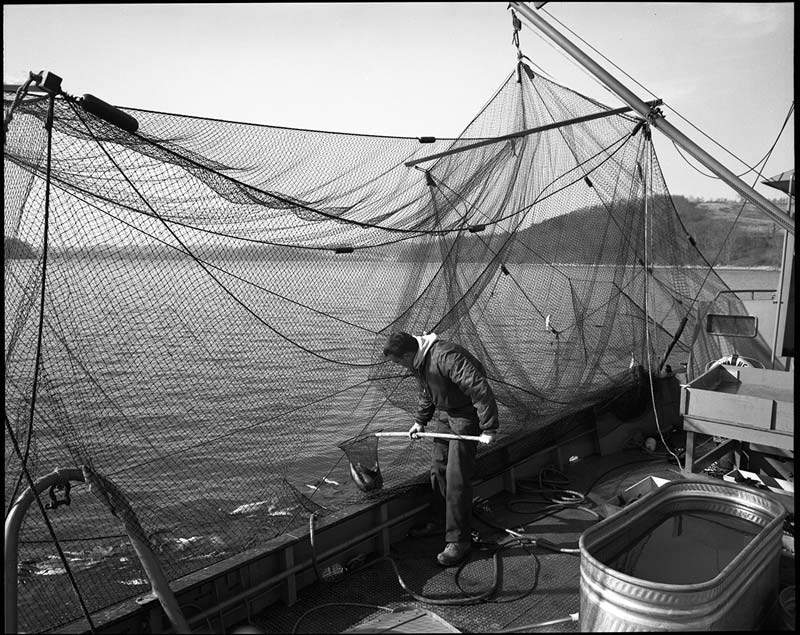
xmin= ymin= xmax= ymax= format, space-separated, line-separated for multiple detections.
xmin=414 ymin=379 xmax=435 ymax=427
xmin=409 ymin=383 xmax=435 ymax=439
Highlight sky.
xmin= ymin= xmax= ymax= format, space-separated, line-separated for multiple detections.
xmin=3 ymin=2 xmax=794 ymax=202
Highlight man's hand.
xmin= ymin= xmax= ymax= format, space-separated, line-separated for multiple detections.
xmin=408 ymin=422 xmax=425 ymax=439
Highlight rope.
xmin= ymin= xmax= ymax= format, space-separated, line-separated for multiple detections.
xmin=537 ymin=7 xmax=793 ymax=180
xmin=641 ymin=149 xmax=683 ymax=470
xmin=65 ymin=99 xmax=381 ymax=369
xmin=310 ymin=468 xmax=594 ymax=625
xmin=356 ymin=550 xmax=503 ymax=606
xmin=511 ymin=10 xmax=523 ymax=54
xmin=659 ymin=99 xmax=792 ymax=381
xmin=539 ymin=7 xmax=658 ymax=100
xmin=5 ymin=89 xmax=58 ymax=517
xmin=32 ymin=186 xmax=383 ymax=337
xmin=669 ymin=102 xmax=794 ymax=180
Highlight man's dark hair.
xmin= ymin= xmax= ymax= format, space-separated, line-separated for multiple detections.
xmin=383 ymin=331 xmax=418 ymax=357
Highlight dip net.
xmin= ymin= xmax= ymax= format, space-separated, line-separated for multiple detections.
xmin=338 ymin=433 xmax=384 ymax=493
xmin=4 ymin=63 xmax=771 ymax=631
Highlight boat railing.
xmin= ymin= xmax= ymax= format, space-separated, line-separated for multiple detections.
xmin=718 ymin=288 xmax=779 ymax=302
xmin=4 ymin=466 xmax=192 ymax=634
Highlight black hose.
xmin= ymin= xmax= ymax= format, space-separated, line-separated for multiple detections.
xmin=363 ymin=551 xmax=500 ymax=605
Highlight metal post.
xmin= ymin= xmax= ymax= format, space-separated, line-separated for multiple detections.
xmin=4 ymin=467 xmax=192 ymax=634
xmin=5 ymin=469 xmax=81 ymax=635
xmin=508 ymin=2 xmax=794 ymax=235
xmin=770 ymin=176 xmax=794 ymax=368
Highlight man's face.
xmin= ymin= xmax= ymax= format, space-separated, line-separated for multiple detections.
xmin=386 ymin=352 xmax=415 ymax=370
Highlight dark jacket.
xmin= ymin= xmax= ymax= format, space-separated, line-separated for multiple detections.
xmin=413 ymin=340 xmax=499 ymax=432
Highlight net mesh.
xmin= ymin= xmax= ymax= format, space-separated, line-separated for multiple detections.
xmin=338 ymin=433 xmax=384 ymax=493
xmin=4 ymin=64 xmax=770 ymax=631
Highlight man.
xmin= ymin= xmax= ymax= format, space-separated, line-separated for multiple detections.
xmin=382 ymin=330 xmax=499 ymax=566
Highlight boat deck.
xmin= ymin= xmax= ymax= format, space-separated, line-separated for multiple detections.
xmin=224 ymin=440 xmax=794 ymax=634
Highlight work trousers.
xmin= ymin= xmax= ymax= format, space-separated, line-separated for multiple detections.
xmin=428 ymin=413 xmax=481 ymax=544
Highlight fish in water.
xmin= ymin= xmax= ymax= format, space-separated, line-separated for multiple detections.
xmin=230 ymin=500 xmax=292 ymax=516
xmin=349 ymin=461 xmax=383 ymax=492
xmin=305 ymin=477 xmax=341 ymax=491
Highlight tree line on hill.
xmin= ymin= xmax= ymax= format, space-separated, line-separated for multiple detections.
xmin=4 ymin=195 xmax=788 ymax=267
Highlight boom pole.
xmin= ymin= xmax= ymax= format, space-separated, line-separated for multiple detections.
xmin=404 ymin=100 xmax=662 ymax=168
xmin=509 ymin=2 xmax=794 ymax=235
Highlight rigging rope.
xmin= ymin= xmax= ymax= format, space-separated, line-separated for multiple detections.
xmin=641 ymin=147 xmax=684 ymax=470
xmin=6 ymin=89 xmax=57 ymax=516
xmin=670 ymin=102 xmax=794 ymax=180
xmin=664 ymin=98 xmax=792 ymax=369
xmin=65 ymin=100 xmax=382 ymax=369
xmin=537 ymin=7 xmax=794 ymax=179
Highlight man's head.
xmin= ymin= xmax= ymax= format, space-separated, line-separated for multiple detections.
xmin=383 ymin=331 xmax=418 ymax=370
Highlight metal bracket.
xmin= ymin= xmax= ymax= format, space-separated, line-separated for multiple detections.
xmin=44 ymin=482 xmax=71 ymax=509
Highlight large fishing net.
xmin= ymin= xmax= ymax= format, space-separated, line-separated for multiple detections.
xmin=4 ymin=62 xmax=772 ymax=631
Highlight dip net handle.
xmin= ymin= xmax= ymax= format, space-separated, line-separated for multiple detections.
xmin=375 ymin=431 xmax=486 ymax=443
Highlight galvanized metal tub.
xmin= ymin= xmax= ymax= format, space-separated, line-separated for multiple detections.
xmin=579 ymin=479 xmax=786 ymax=631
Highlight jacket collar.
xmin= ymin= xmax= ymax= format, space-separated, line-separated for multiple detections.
xmin=413 ymin=333 xmax=438 ymax=369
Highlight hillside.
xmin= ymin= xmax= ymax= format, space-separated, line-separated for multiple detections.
xmin=505 ymin=194 xmax=788 ymax=267
xmin=670 ymin=195 xmax=787 ymax=267
xmin=461 ymin=195 xmax=788 ymax=267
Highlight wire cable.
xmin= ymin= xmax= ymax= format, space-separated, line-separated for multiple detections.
xmin=669 ymin=102 xmax=794 ymax=180
xmin=661 ymin=97 xmax=792 ymax=380
xmin=538 ymin=6 xmax=794 ymax=179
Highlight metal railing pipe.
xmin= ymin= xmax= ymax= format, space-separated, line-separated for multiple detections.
xmin=4 ymin=467 xmax=191 ymax=634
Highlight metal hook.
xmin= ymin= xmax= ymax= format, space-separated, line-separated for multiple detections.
xmin=45 ymin=482 xmax=72 ymax=509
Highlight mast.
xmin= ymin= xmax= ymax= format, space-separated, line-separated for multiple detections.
xmin=509 ymin=2 xmax=794 ymax=236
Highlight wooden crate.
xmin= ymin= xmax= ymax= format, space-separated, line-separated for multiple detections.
xmin=680 ymin=364 xmax=794 ymax=449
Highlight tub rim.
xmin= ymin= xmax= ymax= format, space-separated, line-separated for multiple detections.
xmin=578 ymin=478 xmax=787 ymax=592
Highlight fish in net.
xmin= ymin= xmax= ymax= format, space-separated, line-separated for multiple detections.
xmin=338 ymin=433 xmax=384 ymax=492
